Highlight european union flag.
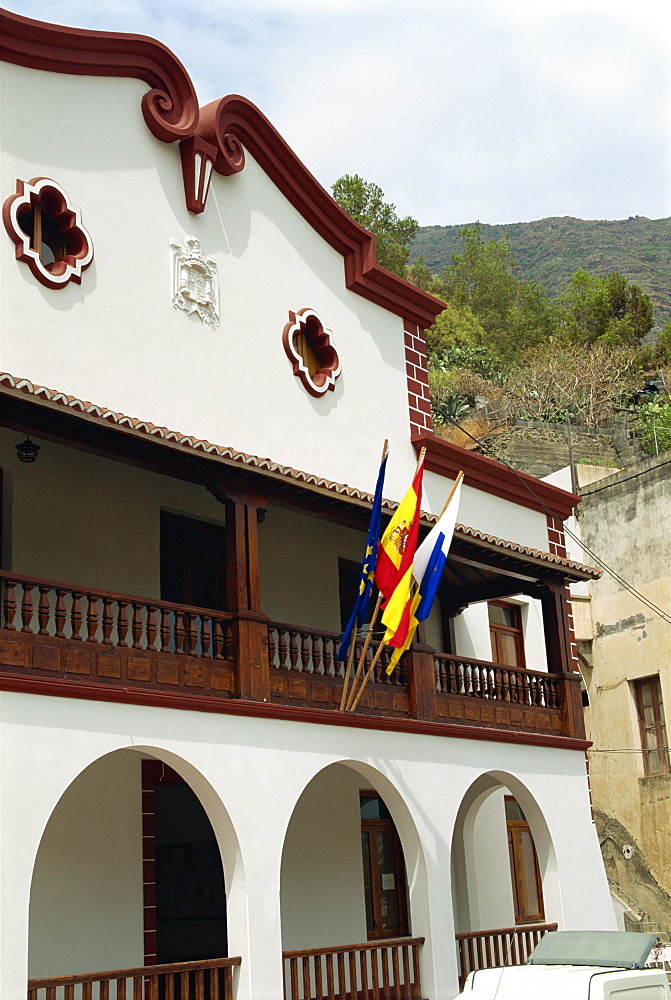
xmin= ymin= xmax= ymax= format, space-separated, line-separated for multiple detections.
xmin=336 ymin=452 xmax=387 ymax=661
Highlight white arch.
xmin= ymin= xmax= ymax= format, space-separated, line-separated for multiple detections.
xmin=450 ymin=769 xmax=561 ymax=934
xmin=27 ymin=744 xmax=246 ymax=981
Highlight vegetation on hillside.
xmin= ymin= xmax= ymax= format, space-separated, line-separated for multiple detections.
xmin=411 ymin=215 xmax=671 ymax=329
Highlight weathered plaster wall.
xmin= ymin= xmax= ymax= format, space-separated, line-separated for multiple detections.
xmin=578 ymin=455 xmax=671 ymax=931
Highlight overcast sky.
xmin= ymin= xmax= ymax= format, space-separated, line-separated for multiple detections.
xmin=5 ymin=0 xmax=671 ymax=226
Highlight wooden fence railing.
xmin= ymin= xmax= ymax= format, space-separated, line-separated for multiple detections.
xmin=27 ymin=955 xmax=241 ymax=1000
xmin=434 ymin=654 xmax=561 ymax=708
xmin=282 ymin=937 xmax=423 ymax=1000
xmin=0 ymin=570 xmax=234 ymax=661
xmin=269 ymin=623 xmax=406 ymax=686
xmin=455 ymin=922 xmax=558 ymax=987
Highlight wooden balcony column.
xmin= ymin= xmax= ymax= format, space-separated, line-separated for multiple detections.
xmin=405 ymin=627 xmax=438 ymax=722
xmin=210 ymin=486 xmax=271 ymax=704
xmin=538 ymin=581 xmax=584 ymax=739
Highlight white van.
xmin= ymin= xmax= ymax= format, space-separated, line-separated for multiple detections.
xmin=454 ymin=930 xmax=671 ymax=999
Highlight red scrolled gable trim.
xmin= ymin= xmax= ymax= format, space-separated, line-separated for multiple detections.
xmin=413 ymin=431 xmax=581 ymax=522
xmin=197 ymin=95 xmax=445 ymax=328
xmin=0 ymin=10 xmax=444 ymax=326
xmin=0 ymin=7 xmax=199 ymax=142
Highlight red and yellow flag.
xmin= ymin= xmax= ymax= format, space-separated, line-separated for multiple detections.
xmin=375 ymin=455 xmax=424 ymax=647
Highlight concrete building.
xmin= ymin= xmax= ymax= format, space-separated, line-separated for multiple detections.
xmin=0 ymin=9 xmax=615 ymax=1000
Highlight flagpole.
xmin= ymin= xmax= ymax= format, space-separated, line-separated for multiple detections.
xmin=339 ymin=614 xmax=359 ymax=711
xmin=438 ymin=471 xmax=464 ymax=517
xmin=347 ymin=635 xmax=387 ymax=712
xmin=344 ymin=593 xmax=383 ymax=711
xmin=347 ymin=446 xmax=427 ymax=710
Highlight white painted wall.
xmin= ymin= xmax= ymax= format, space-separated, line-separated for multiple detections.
xmin=464 ymin=789 xmax=515 ymax=932
xmin=280 ymin=764 xmax=367 ymax=950
xmin=28 ymin=751 xmax=144 ymax=977
xmin=0 ymin=690 xmax=615 ymax=1000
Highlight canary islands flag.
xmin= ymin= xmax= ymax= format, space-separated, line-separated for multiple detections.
xmin=336 ymin=451 xmax=388 ymax=661
xmin=386 ymin=474 xmax=463 ymax=673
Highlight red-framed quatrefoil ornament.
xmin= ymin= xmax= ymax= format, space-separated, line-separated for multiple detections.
xmin=3 ymin=177 xmax=93 ymax=290
xmin=282 ymin=308 xmax=342 ymax=397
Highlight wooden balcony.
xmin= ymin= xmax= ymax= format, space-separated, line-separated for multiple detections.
xmin=28 ymin=955 xmax=241 ymax=1000
xmin=0 ymin=570 xmax=585 ymax=743
xmin=455 ymin=922 xmax=558 ymax=988
xmin=282 ymin=937 xmax=424 ymax=1000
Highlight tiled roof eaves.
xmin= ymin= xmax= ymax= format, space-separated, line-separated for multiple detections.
xmin=0 ymin=372 xmax=601 ymax=579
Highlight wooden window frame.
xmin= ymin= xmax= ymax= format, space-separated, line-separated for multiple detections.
xmin=634 ymin=676 xmax=670 ymax=776
xmin=489 ymin=600 xmax=526 ymax=669
xmin=360 ymin=791 xmax=409 ymax=941
xmin=505 ymin=796 xmax=545 ymax=925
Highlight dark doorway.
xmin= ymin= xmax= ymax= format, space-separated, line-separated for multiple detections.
xmin=143 ymin=762 xmax=227 ymax=964
xmin=360 ymin=792 xmax=409 ymax=940
xmin=160 ymin=512 xmax=226 ymax=611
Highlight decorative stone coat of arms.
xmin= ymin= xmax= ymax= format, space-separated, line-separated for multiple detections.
xmin=170 ymin=237 xmax=219 ymax=326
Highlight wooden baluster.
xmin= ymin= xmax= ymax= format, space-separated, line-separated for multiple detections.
xmin=19 ymin=583 xmax=34 ymax=632
xmin=223 ymin=621 xmax=234 ymax=660
xmin=187 ymin=613 xmax=199 ymax=656
xmin=325 ymin=952 xmax=336 ymax=1000
xmin=195 ymin=969 xmax=205 ymax=1000
xmin=312 ymin=634 xmax=323 ymax=675
xmin=116 ymin=600 xmax=129 ymax=647
xmin=201 ymin=615 xmax=212 ymax=658
xmin=267 ymin=626 xmax=277 ymax=667
xmin=159 ymin=607 xmax=171 ymax=652
xmin=174 ymin=610 xmax=185 ymax=654
xmin=146 ymin=605 xmax=158 ymax=651
xmin=370 ymin=945 xmax=381 ymax=1000
xmin=165 ymin=970 xmax=175 ymax=1000
xmin=413 ymin=942 xmax=422 ymax=999
xmin=314 ymin=953 xmax=324 ymax=1000
xmin=289 ymin=956 xmax=299 ymax=1000
xmin=132 ymin=975 xmax=143 ymax=1000
xmin=210 ymin=966 xmax=220 ymax=1000
xmin=336 ymin=951 xmax=347 ymax=998
xmin=222 ymin=967 xmax=233 ymax=1000
xmin=70 ymin=591 xmax=83 ymax=640
xmin=51 ymin=587 xmax=65 ymax=638
xmin=181 ymin=611 xmax=192 ymax=654
xmin=302 ymin=632 xmax=313 ymax=673
xmin=381 ymin=946 xmax=391 ymax=995
xmin=116 ymin=978 xmax=126 ymax=1000
xmin=101 ymin=597 xmax=114 ymax=644
xmin=348 ymin=950 xmax=358 ymax=1000
xmin=65 ymin=985 xmax=75 ymax=1000
xmin=46 ymin=988 xmax=56 ymax=1000
xmin=323 ymin=636 xmax=333 ymax=676
xmin=100 ymin=978 xmax=109 ymax=1000
xmin=288 ymin=630 xmax=298 ymax=670
xmin=402 ymin=944 xmax=411 ymax=1000
xmin=359 ymin=948 xmax=369 ymax=1000
xmin=392 ymin=947 xmax=402 ymax=1000
xmin=86 ymin=595 xmax=99 ymax=643
xmin=131 ymin=603 xmax=143 ymax=649
xmin=302 ymin=956 xmax=311 ymax=1000
xmin=36 ymin=584 xmax=51 ymax=635
xmin=213 ymin=619 xmax=225 ymax=660
xmin=179 ymin=972 xmax=188 ymax=1000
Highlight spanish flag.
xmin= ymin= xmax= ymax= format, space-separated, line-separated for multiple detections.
xmin=375 ymin=454 xmax=425 ymax=647
xmin=386 ymin=472 xmax=463 ymax=673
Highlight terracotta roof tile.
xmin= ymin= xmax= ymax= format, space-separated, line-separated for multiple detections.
xmin=0 ymin=372 xmax=601 ymax=579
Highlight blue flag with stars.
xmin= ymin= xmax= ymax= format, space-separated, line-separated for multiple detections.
xmin=336 ymin=453 xmax=387 ymax=661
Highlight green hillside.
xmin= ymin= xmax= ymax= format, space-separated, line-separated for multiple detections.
xmin=411 ymin=216 xmax=671 ymax=328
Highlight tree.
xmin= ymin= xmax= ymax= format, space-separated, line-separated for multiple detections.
xmin=438 ymin=224 xmax=554 ymax=359
xmin=505 ymin=342 xmax=641 ymax=427
xmin=331 ymin=174 xmax=419 ymax=278
xmin=425 ymin=302 xmax=486 ymax=355
xmin=556 ymin=269 xmax=654 ymax=347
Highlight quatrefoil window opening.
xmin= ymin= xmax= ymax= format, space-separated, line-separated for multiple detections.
xmin=282 ymin=308 xmax=342 ymax=397
xmin=3 ymin=177 xmax=93 ymax=289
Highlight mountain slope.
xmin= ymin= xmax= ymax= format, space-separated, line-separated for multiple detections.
xmin=411 ymin=216 xmax=671 ymax=328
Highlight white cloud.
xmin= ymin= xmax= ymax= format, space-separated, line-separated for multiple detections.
xmin=4 ymin=0 xmax=671 ymax=224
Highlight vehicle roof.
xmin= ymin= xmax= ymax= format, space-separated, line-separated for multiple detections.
xmin=466 ymin=964 xmax=669 ymax=999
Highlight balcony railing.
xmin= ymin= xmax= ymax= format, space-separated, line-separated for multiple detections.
xmin=1 ymin=571 xmax=234 ymax=659
xmin=455 ymin=922 xmax=558 ymax=988
xmin=434 ymin=653 xmax=561 ymax=708
xmin=27 ymin=955 xmax=241 ymax=1000
xmin=282 ymin=937 xmax=424 ymax=1000
xmin=0 ymin=570 xmax=582 ymax=739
